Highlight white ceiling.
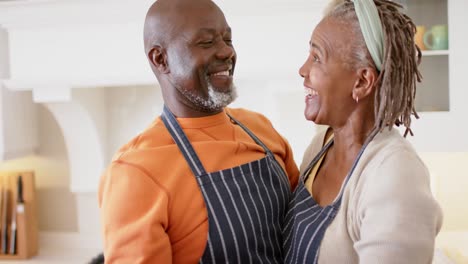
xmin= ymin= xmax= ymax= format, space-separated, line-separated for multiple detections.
xmin=0 ymin=0 xmax=324 ymax=29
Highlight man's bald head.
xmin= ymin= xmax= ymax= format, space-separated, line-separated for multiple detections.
xmin=143 ymin=0 xmax=223 ymax=53
xmin=143 ymin=0 xmax=236 ymax=117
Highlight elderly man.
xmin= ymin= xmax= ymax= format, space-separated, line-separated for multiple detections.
xmin=98 ymin=0 xmax=299 ymax=263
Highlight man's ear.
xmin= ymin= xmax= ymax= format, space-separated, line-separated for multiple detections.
xmin=352 ymin=67 xmax=378 ymax=102
xmin=148 ymin=46 xmax=169 ymax=74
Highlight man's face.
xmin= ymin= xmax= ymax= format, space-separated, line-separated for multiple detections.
xmin=166 ymin=4 xmax=237 ymax=113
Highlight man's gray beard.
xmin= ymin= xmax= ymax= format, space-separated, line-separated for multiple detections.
xmin=182 ymin=81 xmax=238 ymax=112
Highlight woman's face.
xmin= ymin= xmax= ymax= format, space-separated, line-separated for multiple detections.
xmin=299 ymin=17 xmax=359 ymax=127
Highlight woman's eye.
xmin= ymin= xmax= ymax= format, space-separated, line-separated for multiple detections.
xmin=313 ymin=55 xmax=320 ymax=62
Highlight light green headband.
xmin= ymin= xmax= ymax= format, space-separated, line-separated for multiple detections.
xmin=352 ymin=0 xmax=384 ymax=71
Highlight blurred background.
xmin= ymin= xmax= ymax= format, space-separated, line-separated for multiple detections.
xmin=0 ymin=0 xmax=467 ymax=263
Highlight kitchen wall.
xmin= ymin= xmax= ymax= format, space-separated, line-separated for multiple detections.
xmin=0 ymin=102 xmax=78 ymax=232
xmin=106 ymin=85 xmax=164 ymax=164
xmin=420 ymin=152 xmax=468 ymax=231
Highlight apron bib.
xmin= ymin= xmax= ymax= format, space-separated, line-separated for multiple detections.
xmin=161 ymin=106 xmax=291 ymax=263
xmin=283 ymin=136 xmax=372 ymax=264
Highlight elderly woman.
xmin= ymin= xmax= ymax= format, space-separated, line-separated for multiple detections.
xmin=283 ymin=0 xmax=443 ymax=263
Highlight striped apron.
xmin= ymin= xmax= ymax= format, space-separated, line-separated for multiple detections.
xmin=283 ymin=137 xmax=371 ymax=264
xmin=161 ymin=106 xmax=291 ymax=263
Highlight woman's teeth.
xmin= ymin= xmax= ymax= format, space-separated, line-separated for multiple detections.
xmin=305 ymin=88 xmax=318 ymax=96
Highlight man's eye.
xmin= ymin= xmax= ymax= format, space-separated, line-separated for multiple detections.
xmin=224 ymin=39 xmax=233 ymax=44
xmin=313 ymin=55 xmax=320 ymax=62
xmin=200 ymin=40 xmax=213 ymax=45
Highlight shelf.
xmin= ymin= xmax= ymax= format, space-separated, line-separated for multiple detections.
xmin=422 ymin=50 xmax=449 ymax=56
xmin=408 ymin=0 xmax=449 ymax=113
xmin=415 ymin=55 xmax=449 ymax=112
xmin=7 ymin=232 xmax=102 ymax=264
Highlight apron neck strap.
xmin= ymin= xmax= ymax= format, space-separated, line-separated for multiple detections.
xmin=226 ymin=113 xmax=274 ymax=157
xmin=161 ymin=106 xmax=277 ymax=176
xmin=161 ymin=105 xmax=207 ymax=176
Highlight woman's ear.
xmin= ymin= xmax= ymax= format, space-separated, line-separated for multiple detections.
xmin=352 ymin=67 xmax=378 ymax=102
xmin=148 ymin=46 xmax=169 ymax=74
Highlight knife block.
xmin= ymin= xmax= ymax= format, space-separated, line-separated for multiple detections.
xmin=0 ymin=171 xmax=38 ymax=260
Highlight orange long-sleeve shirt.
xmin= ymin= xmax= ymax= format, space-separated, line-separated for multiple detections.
xmin=98 ymin=108 xmax=299 ymax=264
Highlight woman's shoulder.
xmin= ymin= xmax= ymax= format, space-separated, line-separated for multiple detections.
xmin=358 ymin=127 xmax=432 ymax=195
xmin=347 ymin=127 xmax=431 ymax=202
xmin=365 ymin=127 xmax=422 ymax=165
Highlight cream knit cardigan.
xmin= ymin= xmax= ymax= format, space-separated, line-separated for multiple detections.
xmin=300 ymin=128 xmax=443 ymax=264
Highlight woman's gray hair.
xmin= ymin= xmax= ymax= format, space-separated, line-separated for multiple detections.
xmin=324 ymin=0 xmax=422 ymax=136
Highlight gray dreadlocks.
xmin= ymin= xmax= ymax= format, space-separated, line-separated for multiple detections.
xmin=325 ymin=0 xmax=422 ymax=137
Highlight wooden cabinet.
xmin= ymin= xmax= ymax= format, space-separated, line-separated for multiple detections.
xmin=405 ymin=0 xmax=450 ymax=112
xmin=403 ymin=0 xmax=468 ymax=152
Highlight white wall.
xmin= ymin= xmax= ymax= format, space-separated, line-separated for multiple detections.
xmin=0 ymin=104 xmax=78 ymax=232
xmin=420 ymin=152 xmax=468 ymax=231
xmin=106 ymin=85 xmax=163 ymax=163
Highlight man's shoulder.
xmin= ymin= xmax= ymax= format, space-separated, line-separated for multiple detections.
xmin=226 ymin=107 xmax=273 ymax=127
xmin=111 ymin=117 xmax=174 ymax=161
xmin=225 ymin=107 xmax=291 ymax=151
